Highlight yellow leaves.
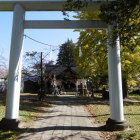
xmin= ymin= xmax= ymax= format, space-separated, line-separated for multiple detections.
xmin=83 ymin=44 xmax=89 ymax=49
xmin=74 ymin=10 xmax=140 ymax=82
xmin=76 ymin=11 xmax=101 ymax=20
xmin=121 ymin=44 xmax=140 ymax=85
xmin=128 ymin=79 xmax=137 ymax=86
xmin=124 ymin=60 xmax=132 ymax=65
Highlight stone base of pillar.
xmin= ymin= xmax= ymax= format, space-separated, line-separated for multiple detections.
xmin=106 ymin=118 xmax=128 ymax=131
xmin=0 ymin=118 xmax=20 ymax=130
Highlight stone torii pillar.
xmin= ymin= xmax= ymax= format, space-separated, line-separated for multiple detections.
xmin=106 ymin=24 xmax=128 ymax=130
xmin=0 ymin=4 xmax=25 ymax=130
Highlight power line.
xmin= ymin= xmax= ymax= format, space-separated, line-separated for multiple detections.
xmin=42 ymin=51 xmax=51 ymax=60
xmin=23 ymin=34 xmax=60 ymax=62
xmin=42 ymin=48 xmax=59 ymax=60
xmin=24 ymin=34 xmax=60 ymax=48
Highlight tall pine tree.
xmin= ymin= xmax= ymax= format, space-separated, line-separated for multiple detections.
xmin=57 ymin=40 xmax=76 ymax=67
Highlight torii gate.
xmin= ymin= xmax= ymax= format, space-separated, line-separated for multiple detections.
xmin=0 ymin=0 xmax=128 ymax=130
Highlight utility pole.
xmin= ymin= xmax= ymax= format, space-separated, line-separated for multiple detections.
xmin=40 ymin=52 xmax=43 ymax=94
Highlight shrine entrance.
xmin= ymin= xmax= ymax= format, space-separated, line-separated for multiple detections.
xmin=0 ymin=0 xmax=128 ymax=130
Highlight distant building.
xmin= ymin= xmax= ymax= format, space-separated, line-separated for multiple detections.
xmin=45 ymin=65 xmax=87 ymax=94
xmin=22 ymin=75 xmax=40 ymax=93
xmin=21 ymin=65 xmax=88 ymax=94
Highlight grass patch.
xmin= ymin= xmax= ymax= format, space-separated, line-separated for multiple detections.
xmin=0 ymin=96 xmax=6 ymax=120
xmin=0 ymin=93 xmax=50 ymax=140
xmin=128 ymin=93 xmax=140 ymax=100
xmin=0 ymin=106 xmax=5 ymax=120
xmin=111 ymin=132 xmax=140 ymax=140
xmin=124 ymin=105 xmax=140 ymax=131
xmin=0 ymin=130 xmax=21 ymax=140
xmin=85 ymin=97 xmax=140 ymax=140
xmin=86 ymin=103 xmax=110 ymax=124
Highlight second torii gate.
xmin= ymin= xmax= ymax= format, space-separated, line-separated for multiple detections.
xmin=0 ymin=0 xmax=128 ymax=130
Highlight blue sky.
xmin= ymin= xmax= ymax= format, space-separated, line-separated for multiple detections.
xmin=0 ymin=11 xmax=79 ymax=66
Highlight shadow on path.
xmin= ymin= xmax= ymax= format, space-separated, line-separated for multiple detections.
xmin=20 ymin=125 xmax=108 ymax=133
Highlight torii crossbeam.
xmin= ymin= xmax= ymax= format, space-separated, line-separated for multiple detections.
xmin=0 ymin=0 xmax=115 ymax=11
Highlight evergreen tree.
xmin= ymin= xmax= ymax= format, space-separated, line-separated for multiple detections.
xmin=57 ymin=40 xmax=76 ymax=66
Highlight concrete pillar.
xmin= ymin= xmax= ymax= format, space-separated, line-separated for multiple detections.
xmin=106 ymin=24 xmax=128 ymax=130
xmin=0 ymin=4 xmax=25 ymax=130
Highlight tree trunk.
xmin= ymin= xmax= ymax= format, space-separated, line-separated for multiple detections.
xmin=122 ymin=78 xmax=128 ymax=99
xmin=91 ymin=88 xmax=94 ymax=97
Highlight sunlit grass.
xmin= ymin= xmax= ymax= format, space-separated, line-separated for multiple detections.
xmin=0 ymin=106 xmax=5 ymax=120
xmin=86 ymin=96 xmax=140 ymax=140
xmin=124 ymin=105 xmax=140 ymax=131
xmin=0 ymin=130 xmax=21 ymax=140
xmin=0 ymin=93 xmax=49 ymax=140
xmin=128 ymin=93 xmax=140 ymax=100
xmin=87 ymin=104 xmax=110 ymax=123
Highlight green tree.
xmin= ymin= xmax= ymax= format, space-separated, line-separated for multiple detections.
xmin=74 ymin=28 xmax=108 ymax=89
xmin=121 ymin=44 xmax=140 ymax=97
xmin=99 ymin=0 xmax=140 ymax=97
xmin=63 ymin=1 xmax=140 ymax=97
xmin=100 ymin=0 xmax=140 ymax=47
xmin=74 ymin=11 xmax=140 ymax=98
xmin=63 ymin=0 xmax=140 ymax=48
xmin=57 ymin=39 xmax=76 ymax=66
xmin=73 ymin=11 xmax=108 ymax=89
